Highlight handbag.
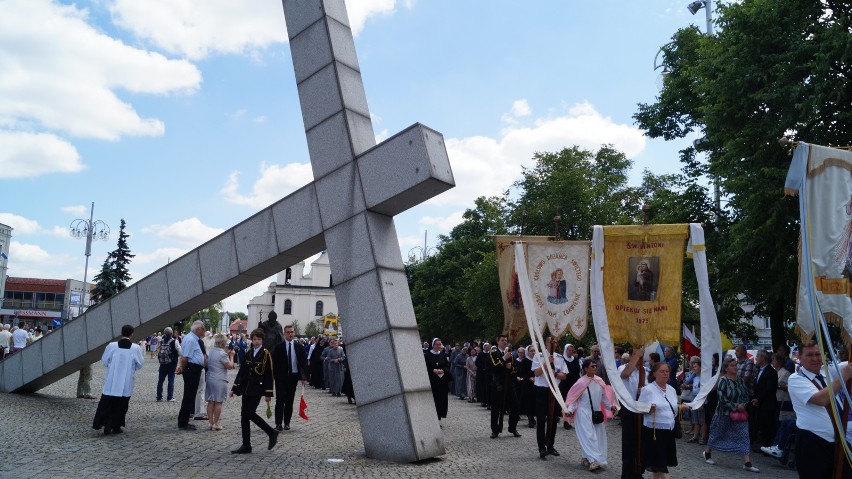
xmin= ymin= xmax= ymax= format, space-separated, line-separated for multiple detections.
xmin=729 ymin=410 xmax=748 ymax=422
xmin=663 ymin=395 xmax=683 ymax=438
xmin=588 ymin=388 xmax=604 ymax=424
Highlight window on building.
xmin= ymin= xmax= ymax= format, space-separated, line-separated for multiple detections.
xmin=315 ymin=301 xmax=324 ymax=316
xmin=284 ymin=299 xmax=292 ymax=315
xmin=4 ymin=291 xmax=33 ymax=309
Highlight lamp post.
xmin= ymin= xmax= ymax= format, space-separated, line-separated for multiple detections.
xmin=407 ymin=230 xmax=437 ymax=263
xmin=70 ymin=202 xmax=110 ymax=317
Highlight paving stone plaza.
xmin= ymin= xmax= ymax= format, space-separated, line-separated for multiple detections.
xmin=0 ymin=356 xmax=798 ymax=478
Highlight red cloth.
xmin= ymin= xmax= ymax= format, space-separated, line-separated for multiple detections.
xmin=299 ymin=394 xmax=309 ymax=421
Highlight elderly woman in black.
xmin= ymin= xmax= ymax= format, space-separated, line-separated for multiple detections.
xmin=425 ymin=338 xmax=451 ymax=423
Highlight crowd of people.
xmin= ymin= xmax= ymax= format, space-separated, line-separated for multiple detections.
xmin=424 ymin=337 xmax=852 ymax=478
xmin=90 ymin=311 xmax=355 ymax=454
xmin=0 ymin=321 xmax=49 ymax=359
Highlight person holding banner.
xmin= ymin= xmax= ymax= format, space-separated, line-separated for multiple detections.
xmin=565 ymin=358 xmax=616 ymax=471
xmin=639 ymin=361 xmax=689 ymax=479
xmin=532 ymin=337 xmax=566 ymax=459
xmin=489 ymin=335 xmax=522 ymax=439
xmin=618 ymin=347 xmax=645 ymax=479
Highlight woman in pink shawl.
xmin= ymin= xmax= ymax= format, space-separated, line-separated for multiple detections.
xmin=564 ymin=358 xmax=616 ymax=471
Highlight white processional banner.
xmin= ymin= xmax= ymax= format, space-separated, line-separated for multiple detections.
xmin=525 ymin=242 xmax=590 ymax=339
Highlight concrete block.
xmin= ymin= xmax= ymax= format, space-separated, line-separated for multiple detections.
xmin=359 ymin=123 xmax=454 ymax=216
xmin=365 ymin=212 xmax=404 ymax=271
xmin=283 ymin=0 xmax=350 ymax=40
xmin=21 ymin=339 xmax=43 ymax=385
xmin=2 ymin=352 xmax=22 ymax=393
xmin=290 ymin=19 xmax=333 ymax=84
xmin=166 ymin=250 xmax=203 ymax=309
xmin=336 ymin=62 xmax=369 ymax=117
xmin=272 ymin=185 xmax=325 ymax=256
xmin=63 ymin=316 xmax=88 ymax=362
xmin=199 ymin=231 xmax=240 ymax=295
xmin=234 ymin=208 xmax=279 ymax=277
xmin=306 ymin=112 xmax=354 ymax=179
xmin=315 ymin=163 xmax=365 ymax=231
xmin=355 ymin=390 xmax=444 ymax=462
xmin=325 ymin=213 xmax=374 ymax=283
xmin=327 ymin=17 xmax=359 ymax=70
xmin=85 ymin=301 xmax=114 ymax=351
xmin=335 ymin=269 xmax=417 ymax=344
xmin=137 ymin=269 xmax=170 ymax=324
xmin=40 ymin=328 xmax=64 ymax=374
xmin=297 ymin=63 xmax=342 ymax=131
xmin=345 ymin=110 xmax=376 ymax=157
xmin=402 ymin=389 xmax=446 ymax=457
xmin=110 ymin=285 xmax=141 ymax=330
xmin=345 ymin=330 xmax=401 ymax=405
xmin=388 ymin=327 xmax=432 ymax=392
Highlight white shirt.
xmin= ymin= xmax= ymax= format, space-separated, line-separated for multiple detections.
xmin=11 ymin=329 xmax=28 ymax=349
xmin=638 ymin=382 xmax=678 ymax=430
xmin=0 ymin=330 xmax=11 ymax=348
xmin=531 ymin=353 xmax=567 ymax=388
xmin=619 ymin=364 xmax=641 ymax=399
xmin=789 ymin=367 xmax=835 ymax=442
xmin=284 ymin=340 xmax=297 ymax=373
xmin=101 ymin=340 xmax=144 ymax=397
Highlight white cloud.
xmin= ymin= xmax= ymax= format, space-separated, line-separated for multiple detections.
xmin=8 ymin=241 xmax=53 ymax=264
xmin=220 ymin=162 xmax=314 ymax=209
xmin=61 ymin=205 xmax=87 ymax=216
xmin=0 ymin=0 xmax=201 ymax=141
xmin=253 ymin=115 xmax=267 ymax=124
xmin=107 ymin=0 xmax=406 ymax=60
xmin=142 ymin=217 xmax=224 ymax=245
xmin=0 ymin=132 xmax=84 ymax=178
xmin=0 ymin=213 xmax=41 ymax=234
xmin=431 ymin=101 xmax=646 ymax=208
xmin=420 ymin=211 xmax=465 ymax=231
xmin=48 ymin=226 xmax=72 ymax=239
xmin=133 ymin=247 xmax=189 ymax=266
xmin=511 ymin=99 xmax=532 ymax=117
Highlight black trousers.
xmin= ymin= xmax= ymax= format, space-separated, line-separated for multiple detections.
xmin=534 ymin=386 xmax=559 ymax=450
xmin=795 ymin=429 xmax=852 ymax=479
xmin=491 ymin=383 xmax=520 ymax=434
xmin=240 ymin=394 xmax=275 ymax=447
xmin=177 ymin=363 xmax=202 ymax=427
xmin=274 ymin=373 xmax=299 ymax=427
xmin=621 ymin=409 xmax=644 ymax=479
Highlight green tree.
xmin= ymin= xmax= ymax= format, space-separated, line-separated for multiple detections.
xmin=187 ymin=302 xmax=223 ymax=333
xmin=90 ymin=258 xmax=117 ymax=304
xmin=304 ymin=320 xmax=320 ymax=337
xmin=227 ymin=311 xmax=247 ymax=321
xmin=89 ymin=219 xmax=134 ymax=304
xmin=634 ymin=0 xmax=852 ymax=347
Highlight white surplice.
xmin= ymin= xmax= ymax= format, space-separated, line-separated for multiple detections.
xmin=569 ymin=380 xmax=611 ymax=465
xmin=101 ymin=341 xmax=144 ymax=397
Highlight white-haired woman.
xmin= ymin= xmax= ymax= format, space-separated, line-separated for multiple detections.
xmin=205 ymin=333 xmax=235 ymax=430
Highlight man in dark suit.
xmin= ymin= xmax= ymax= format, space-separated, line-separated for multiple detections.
xmin=230 ymin=328 xmax=278 ymax=454
xmin=750 ymin=349 xmax=778 ymax=449
xmin=271 ymin=324 xmax=308 ymax=431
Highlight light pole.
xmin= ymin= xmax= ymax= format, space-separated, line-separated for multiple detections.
xmin=407 ymin=230 xmax=437 ymax=263
xmin=70 ymin=202 xmax=110 ymax=317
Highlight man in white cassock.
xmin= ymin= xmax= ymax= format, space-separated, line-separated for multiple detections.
xmin=93 ymin=324 xmax=144 ymax=435
xmin=565 ymin=358 xmax=617 ymax=471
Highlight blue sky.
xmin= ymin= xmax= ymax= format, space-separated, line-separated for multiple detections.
xmin=0 ymin=0 xmax=708 ymax=313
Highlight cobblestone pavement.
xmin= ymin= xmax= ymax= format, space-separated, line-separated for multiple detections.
xmin=0 ymin=357 xmax=799 ymax=478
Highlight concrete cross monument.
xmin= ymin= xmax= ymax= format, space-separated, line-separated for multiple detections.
xmin=0 ymin=0 xmax=452 ymax=464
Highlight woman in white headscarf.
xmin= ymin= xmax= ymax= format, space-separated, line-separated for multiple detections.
xmin=424 ymin=338 xmax=451 ymax=421
xmin=560 ymin=343 xmax=582 ymax=429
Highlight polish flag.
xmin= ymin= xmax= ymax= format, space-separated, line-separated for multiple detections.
xmin=682 ymin=325 xmax=701 ymax=359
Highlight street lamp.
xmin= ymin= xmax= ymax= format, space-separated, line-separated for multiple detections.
xmin=70 ymin=202 xmax=110 ymax=316
xmin=407 ymin=230 xmax=437 ymax=263
xmin=687 ymin=0 xmax=714 ymax=36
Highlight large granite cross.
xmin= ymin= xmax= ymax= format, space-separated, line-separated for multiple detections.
xmin=0 ymin=0 xmax=452 ymax=463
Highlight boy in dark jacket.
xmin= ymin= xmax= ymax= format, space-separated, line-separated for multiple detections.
xmin=229 ymin=328 xmax=278 ymax=454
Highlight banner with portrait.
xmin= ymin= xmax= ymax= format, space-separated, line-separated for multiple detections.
xmin=785 ymin=142 xmax=852 ymax=343
xmin=524 ymin=242 xmax=590 ymax=339
xmin=601 ymin=224 xmax=689 ymax=346
xmin=496 ymin=235 xmax=552 ymax=342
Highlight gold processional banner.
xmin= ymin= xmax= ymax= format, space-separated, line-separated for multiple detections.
xmin=785 ymin=143 xmax=852 ymax=342
xmin=602 ymin=224 xmax=689 ymax=346
xmin=497 ymin=235 xmax=552 ymax=342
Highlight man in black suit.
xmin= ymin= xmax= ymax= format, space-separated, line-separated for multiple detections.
xmin=750 ymin=349 xmax=778 ymax=449
xmin=271 ymin=324 xmax=308 ymax=431
xmin=230 ymin=328 xmax=278 ymax=454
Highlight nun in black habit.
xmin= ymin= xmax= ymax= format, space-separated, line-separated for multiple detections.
xmin=424 ymin=338 xmax=451 ymax=421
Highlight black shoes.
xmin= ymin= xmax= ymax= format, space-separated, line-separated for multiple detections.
xmin=490 ymin=432 xmax=499 ymax=439
xmin=539 ymin=447 xmax=548 ymax=459
xmin=178 ymin=424 xmax=197 ymax=430
xmin=231 ymin=445 xmax=252 ymax=454
xmin=268 ymin=430 xmax=279 ymax=450
xmin=275 ymin=424 xmax=283 ymax=432
xmin=508 ymin=430 xmax=522 ymax=438
xmin=284 ymin=423 xmax=291 ymax=431
xmin=528 ymin=419 xmax=537 ymax=428
xmin=547 ymin=447 xmax=560 ymax=456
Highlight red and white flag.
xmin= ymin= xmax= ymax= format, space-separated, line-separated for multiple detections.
xmin=682 ymin=324 xmax=700 ymax=358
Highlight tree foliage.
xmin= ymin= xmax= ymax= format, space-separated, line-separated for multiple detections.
xmin=187 ymin=302 xmax=224 ymax=334
xmin=634 ymin=0 xmax=852 ymax=347
xmin=90 ymin=219 xmax=134 ymax=304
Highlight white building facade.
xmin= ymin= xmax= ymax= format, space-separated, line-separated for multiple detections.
xmin=246 ymin=252 xmax=338 ymax=335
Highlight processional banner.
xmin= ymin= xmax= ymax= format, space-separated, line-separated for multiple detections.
xmin=601 ymin=224 xmax=689 ymax=346
xmin=785 ymin=142 xmax=852 ymax=342
xmin=496 ymin=236 xmax=588 ymax=341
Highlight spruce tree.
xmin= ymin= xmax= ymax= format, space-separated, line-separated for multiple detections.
xmin=90 ymin=258 xmax=116 ymax=304
xmin=109 ymin=219 xmax=134 ymax=292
